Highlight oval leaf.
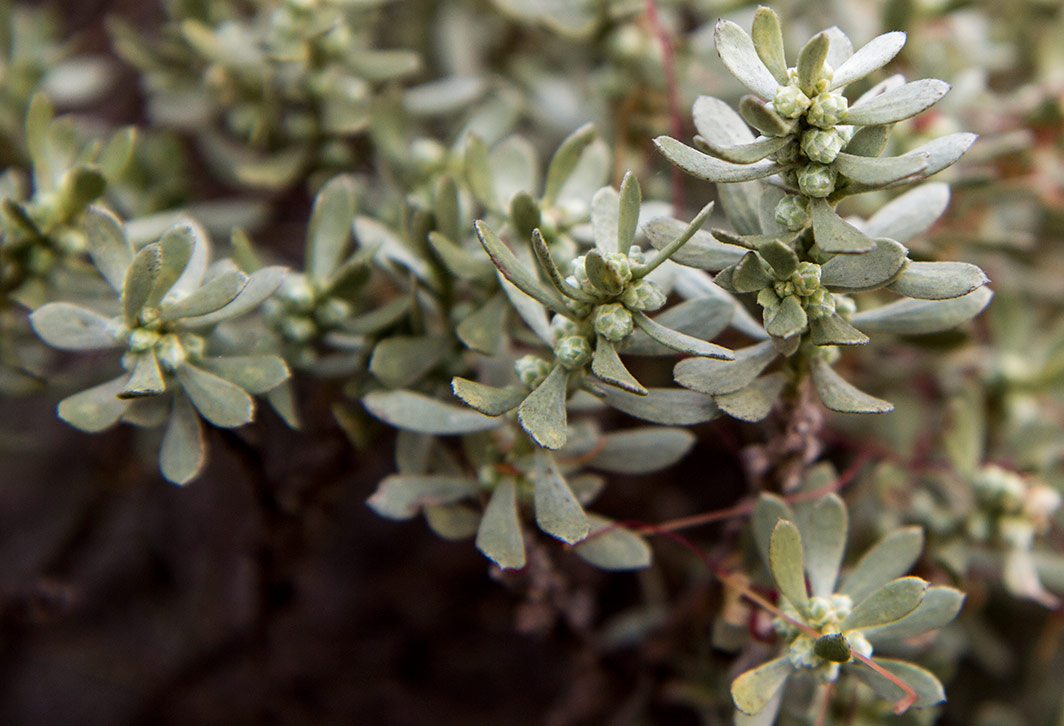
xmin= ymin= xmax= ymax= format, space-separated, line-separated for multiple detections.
xmin=363 ymin=389 xmax=501 ymax=435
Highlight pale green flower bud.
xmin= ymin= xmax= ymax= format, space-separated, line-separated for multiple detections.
xmin=801 ymin=127 xmax=845 ymax=164
xmin=128 ymin=328 xmax=159 ymax=352
xmin=280 ymin=273 xmax=315 ymax=312
xmin=514 ymin=354 xmax=551 ymax=389
xmin=593 ymin=303 xmax=634 ymax=342
xmin=606 ymin=253 xmax=633 ymax=284
xmin=570 ymin=255 xmax=590 ymax=290
xmin=774 ymin=139 xmax=802 ymax=164
xmin=315 ymin=297 xmax=353 ymax=328
xmin=805 ymin=287 xmax=836 ymax=320
xmin=626 ymin=245 xmax=645 ymax=265
xmin=549 ymin=313 xmax=581 ymax=342
xmin=792 ymin=261 xmax=822 ymax=297
xmin=621 ymin=278 xmax=666 ymax=311
xmin=155 ymin=334 xmax=186 ymax=373
xmin=798 ymin=163 xmax=837 ymax=198
xmin=775 ymin=194 xmax=811 ymax=231
xmin=280 ymin=315 xmax=317 ymax=343
xmin=806 ymin=91 xmax=848 ymax=129
xmin=554 ymin=335 xmax=592 ymax=370
xmin=773 ymin=84 xmax=811 ymax=119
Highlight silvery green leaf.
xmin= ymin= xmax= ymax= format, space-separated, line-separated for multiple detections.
xmin=596 ymin=386 xmax=719 ymax=425
xmin=518 ymin=364 xmax=570 ymax=449
xmin=533 ymin=450 xmax=590 ymax=544
xmin=803 ymin=494 xmax=848 ymax=598
xmin=267 ymin=381 xmax=300 ymax=430
xmin=862 ymin=183 xmax=950 ymax=243
xmin=716 ymin=372 xmax=786 ymax=422
xmin=654 ymin=137 xmax=780 ymax=183
xmin=591 ymin=186 xmax=620 ymax=254
xmin=845 ymin=79 xmax=951 ymax=126
xmin=122 ymin=395 xmax=171 ymax=428
xmin=573 ymin=515 xmax=651 ymax=571
xmin=850 ymin=286 xmax=992 ymax=335
xmin=181 ymin=266 xmax=286 ymax=326
xmin=758 ymin=240 xmax=800 ymax=278
xmin=811 ymin=358 xmax=893 ymax=414
xmin=617 ymin=171 xmax=641 ymax=252
xmin=834 ymin=151 xmax=928 ymax=187
xmin=403 ymin=76 xmax=486 ymax=116
xmin=457 ymin=294 xmax=508 ymax=355
xmin=354 ymin=216 xmax=433 ymax=286
xmin=770 ymin=520 xmax=810 ymax=617
xmin=343 ymin=296 xmax=409 ymax=336
xmin=476 ymin=479 xmax=525 ymax=570
xmin=751 ymin=7 xmax=788 ymax=84
xmin=645 ymin=218 xmax=747 ymax=270
xmin=796 ymin=32 xmax=829 ymax=96
xmin=765 ymin=295 xmax=807 ymax=339
xmin=490 ymin=135 xmax=539 ymax=209
xmin=739 ymin=96 xmax=794 ymax=138
xmin=753 ymin=493 xmax=794 ymax=572
xmin=120 ymin=350 xmax=165 ymax=399
xmin=199 ymin=356 xmax=289 ymax=395
xmin=363 ymin=389 xmax=501 ymax=434
xmin=810 ymin=313 xmax=869 ymax=346
xmin=846 ymin=658 xmax=945 ymax=709
xmin=498 ymin=274 xmax=553 ymax=346
xmin=58 ymin=375 xmax=131 ymax=432
xmin=370 ymin=335 xmax=447 ymax=388
xmin=427 ymin=232 xmax=494 ymax=281
xmin=542 ymin=122 xmax=597 ymax=207
xmin=732 ymin=252 xmax=773 ymax=292
xmin=159 ymin=394 xmax=205 ymax=485
xmin=160 ymin=220 xmax=209 ymax=302
xmin=693 ymin=95 xmax=757 ymax=150
xmin=592 ymin=337 xmax=647 ymax=395
xmin=464 ymin=134 xmax=497 ymax=210
xmin=864 ymin=586 xmax=964 ymax=642
xmin=556 ymin=137 xmax=611 ymax=205
xmin=434 ymin=175 xmax=461 ymax=243
xmin=367 ymin=474 xmax=479 ymax=520
xmin=735 ymin=687 xmax=784 ymax=726
xmin=589 ymin=427 xmax=695 ymax=474
xmin=821 ymin=238 xmax=908 ymax=292
xmin=674 ymin=340 xmax=778 ymax=396
xmin=631 ymin=311 xmax=733 ymax=360
xmin=844 ymin=125 xmax=890 ymax=158
xmin=177 ymin=364 xmax=254 ymax=428
xmin=161 ymin=270 xmax=247 ymax=320
xmin=424 ymin=504 xmax=481 ymax=541
xmin=451 ymin=377 xmax=525 ymax=416
xmin=714 ymin=20 xmax=780 ymax=100
xmin=221 ymin=144 xmax=307 ymax=191
xmin=671 ymin=267 xmax=768 ymax=340
xmin=698 ymin=134 xmax=790 ymax=164
xmin=474 ymin=221 xmax=568 ymax=315
xmin=624 ymin=297 xmax=734 ymax=355
xmin=306 ymin=175 xmax=356 ymax=283
xmin=30 ymin=303 xmax=120 ymax=351
xmin=97 ymin=127 xmax=134 ymax=177
xmin=812 ymin=199 xmax=876 ymax=254
xmin=123 ymin=243 xmax=162 ymax=326
xmin=568 ymin=475 xmax=605 ymax=505
xmin=721 ymin=181 xmax=767 ymax=236
xmin=841 ymin=576 xmax=927 ymax=631
xmin=731 ymin=657 xmax=793 ymax=716
xmin=894 ymin=133 xmax=977 ymax=183
xmin=84 ymin=206 xmax=132 ymax=292
xmin=887 ymin=262 xmax=989 ymax=300
xmin=829 ymin=31 xmax=906 ymax=89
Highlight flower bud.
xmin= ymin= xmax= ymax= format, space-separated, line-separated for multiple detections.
xmin=554 ymin=335 xmax=592 ymax=370
xmin=514 ymin=354 xmax=551 ymax=389
xmin=798 ymin=163 xmax=837 ymax=198
xmin=315 ymin=297 xmax=353 ymax=328
xmin=801 ymin=127 xmax=844 ymax=164
xmin=549 ymin=314 xmax=581 ymax=342
xmin=155 ymin=334 xmax=186 ymax=372
xmin=806 ymin=91 xmax=848 ymax=129
xmin=792 ymin=261 xmax=822 ymax=297
xmin=593 ymin=303 xmax=634 ymax=342
xmin=804 ymin=287 xmax=836 ymax=320
xmin=128 ymin=328 xmax=159 ymax=352
xmin=280 ymin=273 xmax=315 ymax=313
xmin=621 ymin=278 xmax=666 ymax=311
xmin=775 ymin=194 xmax=811 ymax=231
xmin=773 ymin=84 xmax=811 ymax=119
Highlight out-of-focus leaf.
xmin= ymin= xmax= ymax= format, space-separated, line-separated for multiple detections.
xmin=731 ymin=657 xmax=793 ymax=716
xmin=811 ymin=359 xmax=893 ymax=414
xmin=363 ymin=389 xmax=501 ymax=435
xmin=159 ymin=393 xmax=205 ymax=485
xmin=57 ymin=375 xmax=131 ymax=432
xmin=572 ymin=515 xmax=651 ymax=571
xmin=588 ymin=427 xmax=695 ymax=474
xmin=887 ymin=262 xmax=989 ymax=300
xmin=367 ymin=475 xmax=479 ymax=520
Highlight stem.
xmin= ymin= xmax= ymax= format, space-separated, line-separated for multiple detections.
xmin=634 ymin=199 xmax=714 ymax=278
xmin=643 ymin=0 xmax=685 ymax=214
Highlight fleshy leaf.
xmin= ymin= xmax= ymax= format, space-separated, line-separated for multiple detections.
xmin=803 ymin=494 xmax=848 ymax=598
xmin=732 ymin=657 xmax=793 ymax=715
xmin=840 ymin=576 xmax=927 ymax=631
xmin=830 ymin=32 xmax=906 ymax=89
xmin=367 ymin=475 xmax=479 ymax=520
xmin=765 ymin=294 xmax=808 ymax=339
xmin=770 ymin=520 xmax=809 ymax=617
xmin=120 ymin=350 xmax=165 ymax=399
xmin=698 ymin=134 xmax=790 ymax=164
xmin=863 ymin=586 xmax=964 ymax=642
xmin=591 ymin=186 xmax=620 ymax=254
xmin=654 ymin=137 xmax=780 ymax=183
xmin=811 ymin=359 xmax=893 ymax=414
xmin=850 ymin=286 xmax=992 ymax=335
xmin=572 ymin=515 xmax=652 ymax=571
xmin=810 ymin=313 xmax=870 ymax=346
xmin=306 ymin=175 xmax=355 ymax=282
xmin=177 ymin=364 xmax=254 ymax=428
xmin=845 ymin=79 xmax=951 ymax=126
xmin=182 ymin=266 xmax=287 ymax=327
xmin=199 ymin=355 xmax=290 ymax=395
xmin=57 ymin=375 xmax=131 ymax=433
xmin=363 ymin=390 xmax=501 ymax=435
xmin=517 ymin=364 xmax=570 ymax=449
xmin=796 ymin=32 xmax=829 ymax=96
xmin=847 ymin=658 xmax=945 ymax=710
xmin=886 ymin=262 xmax=989 ymax=300
xmin=451 ymin=377 xmax=525 ymax=416
xmin=84 ymin=206 xmax=132 ymax=292
xmin=753 ymin=493 xmax=794 ymax=572
xmin=159 ymin=393 xmax=206 ymax=485
xmin=588 ymin=427 xmax=695 ymax=474
xmin=715 ymin=373 xmax=785 ymax=422
xmin=834 ymin=151 xmax=928 ymax=187
xmin=30 ymin=303 xmax=120 ymax=351
xmin=692 ymin=95 xmax=756 ymax=148
xmin=369 ymin=335 xmax=447 ymax=388
xmin=592 ymin=337 xmax=647 ymax=395
xmin=714 ymin=20 xmax=781 ymax=99
xmin=533 ymin=450 xmax=590 ymax=544
xmin=674 ymin=340 xmax=778 ymax=396
xmin=596 ymin=386 xmax=719 ymax=425
xmin=542 ymin=122 xmax=597 ymax=207
xmin=862 ymin=183 xmax=950 ymax=243
xmin=812 ymin=199 xmax=877 ymax=254
xmin=474 ymin=220 xmax=568 ymax=314
xmin=820 ymin=238 xmax=908 ymax=292
xmin=616 ymin=171 xmax=641 ymax=252
xmin=161 ymin=270 xmax=247 ymax=320
xmin=751 ymin=7 xmax=788 ymax=84
xmin=631 ymin=311 xmax=733 ymax=360
xmin=476 ymin=479 xmax=526 ymax=570
xmin=456 ymin=294 xmax=508 ymax=355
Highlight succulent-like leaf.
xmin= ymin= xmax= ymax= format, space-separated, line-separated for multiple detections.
xmin=57 ymin=375 xmax=131 ymax=433
xmin=757 ymin=240 xmax=800 ymax=278
xmin=862 ymin=183 xmax=950 ymax=243
xmin=476 ymin=478 xmax=525 ymax=570
xmin=591 ymin=186 xmax=620 ymax=254
xmin=896 ymin=133 xmax=977 ymax=183
xmin=591 ymin=337 xmax=647 ymax=395
xmin=596 ymin=386 xmax=719 ymax=425
xmin=820 ymin=238 xmax=908 ymax=292
xmin=120 ymin=349 xmax=165 ymax=399
xmin=692 ymin=95 xmax=756 ymax=148
xmin=751 ymin=7 xmax=788 ymax=84
xmin=533 ymin=450 xmax=590 ymax=544
xmin=714 ymin=20 xmax=781 ymax=99
xmin=542 ymin=122 xmax=597 ymax=207
xmin=306 ymin=175 xmax=355 ymax=282
xmin=456 ymin=294 xmax=509 ymax=355
xmin=84 ymin=206 xmax=132 ymax=292
xmin=30 ymin=303 xmax=120 ymax=351
xmin=182 ymin=266 xmax=287 ymax=327
xmin=624 ymin=298 xmax=734 ymax=355
xmin=464 ymin=134 xmax=497 ymax=210
xmin=698 ymin=134 xmax=790 ymax=164
xmin=490 ymin=135 xmax=539 ymax=210
xmin=844 ymin=125 xmax=890 ymax=158
xmin=161 ymin=270 xmax=247 ymax=320
xmin=803 ymin=494 xmax=848 ymax=598
xmin=810 ymin=313 xmax=869 ymax=346
xmin=850 ymin=286 xmax=992 ymax=335
xmin=770 ymin=520 xmax=810 ymax=617
xmin=645 ymin=218 xmax=746 ymax=271
xmin=845 ymin=79 xmax=951 ymax=126
xmin=887 ymin=262 xmax=989 ymax=300
xmin=631 ymin=311 xmax=733 ymax=360
xmin=518 ymin=364 xmax=570 ymax=449
xmin=588 ymin=427 xmax=695 ymax=474
xmin=823 ymin=27 xmax=854 ymax=70
xmin=451 ymin=377 xmax=525 ymax=416
xmin=847 ymin=658 xmax=945 ymax=709
xmin=716 ymin=373 xmax=786 ymax=422
xmin=796 ymin=32 xmax=829 ymax=96
xmin=738 ymin=96 xmax=794 ymax=138
xmin=674 ymin=340 xmax=778 ymax=396
xmin=176 ymin=364 xmax=254 ymax=428
xmin=841 ymin=576 xmax=927 ymax=631
xmin=863 ymin=586 xmax=964 ymax=642
xmin=753 ymin=493 xmax=794 ymax=572
xmin=834 ymin=151 xmax=928 ymax=187
xmin=654 ymin=137 xmax=780 ymax=183
xmin=368 ymin=474 xmax=479 ymax=520
xmin=363 ymin=389 xmax=501 ymax=435
xmin=424 ymin=504 xmax=481 ymax=541
xmin=732 ymin=252 xmax=773 ymax=292
xmin=370 ymin=335 xmax=447 ymax=388
xmin=765 ymin=294 xmax=807 ymax=339
xmin=159 ymin=393 xmax=205 ymax=485
xmin=474 ymin=221 xmax=568 ymax=315
xmin=498 ymin=274 xmax=553 ymax=346
xmin=123 ymin=243 xmax=162 ymax=326
xmin=812 ymin=199 xmax=876 ymax=254
xmin=617 ymin=171 xmax=641 ymax=252
xmin=811 ymin=359 xmax=893 ymax=413
xmin=732 ymin=657 xmax=793 ymax=715
xmin=200 ymin=356 xmax=290 ymax=395
xmin=572 ymin=515 xmax=651 ymax=571
xmin=830 ymin=31 xmax=906 ymax=89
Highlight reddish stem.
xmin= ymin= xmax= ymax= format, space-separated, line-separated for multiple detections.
xmin=643 ymin=0 xmax=685 ymax=214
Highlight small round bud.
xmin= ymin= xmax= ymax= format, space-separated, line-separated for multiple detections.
xmin=315 ymin=297 xmax=353 ymax=329
xmin=549 ymin=314 xmax=580 ymax=343
xmin=279 ymin=274 xmax=315 ymax=313
xmin=155 ymin=334 xmax=186 ymax=372
xmin=805 ymin=287 xmax=836 ymax=320
xmin=806 ymin=91 xmax=848 ymax=129
xmin=797 ymin=163 xmax=837 ymax=198
xmin=792 ymin=261 xmax=822 ymax=297
xmin=606 ymin=253 xmax=632 ymax=284
xmin=773 ymin=84 xmax=812 ymax=119
xmin=409 ymin=138 xmax=446 ymax=173
xmin=570 ymin=255 xmax=590 ymax=290
xmin=621 ymin=278 xmax=667 ymax=311
xmin=593 ymin=303 xmax=634 ymax=342
xmin=128 ymin=328 xmax=159 ymax=352
xmin=554 ymin=335 xmax=592 ymax=370
xmin=801 ymin=127 xmax=844 ymax=165
xmin=280 ymin=315 xmax=317 ymax=343
xmin=626 ymin=245 xmax=645 ymax=265
xmin=514 ymin=354 xmax=551 ymax=389
xmin=775 ymin=194 xmax=811 ymax=231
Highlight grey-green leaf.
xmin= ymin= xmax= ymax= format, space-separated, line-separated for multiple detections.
xmin=182 ymin=266 xmax=287 ymax=327
xmin=57 ymin=375 xmax=131 ymax=433
xmin=644 ymin=217 xmax=746 ymax=271
xmin=370 ymin=335 xmax=447 ymax=388
xmin=84 ymin=206 xmax=132 ymax=292
xmin=714 ymin=20 xmax=781 ymax=100
xmin=732 ymin=657 xmax=793 ymax=716
xmin=534 ymin=450 xmax=590 ymax=544
xmin=591 ymin=337 xmax=647 ymax=395
xmin=591 ymin=186 xmax=620 ymax=254
xmin=617 ymin=171 xmax=641 ymax=252
xmin=542 ymin=122 xmax=597 ymax=207
xmin=821 ymin=238 xmax=908 ymax=292
xmin=796 ymin=32 xmax=829 ymax=96
xmin=699 ymin=134 xmax=791 ymax=164
xmin=456 ymin=294 xmax=508 ymax=355
xmin=834 ymin=151 xmax=928 ymax=187
xmin=753 ymin=493 xmax=794 ymax=572
xmin=654 ymin=137 xmax=780 ymax=183
xmin=862 ymin=183 xmax=949 ymax=243
xmin=840 ymin=576 xmax=927 ymax=631
xmin=692 ymin=95 xmax=756 ymax=148
xmin=887 ymin=262 xmax=989 ymax=300
xmin=716 ymin=373 xmax=786 ymax=422
xmin=476 ymin=479 xmax=526 ymax=570
xmin=850 ymin=286 xmax=992 ymax=335
xmin=517 ymin=364 xmax=570 ymax=449
xmin=367 ymin=474 xmax=479 ymax=520
xmin=306 ymin=175 xmax=355 ymax=283
xmin=363 ymin=390 xmax=501 ymax=435
xmin=845 ymin=79 xmax=950 ymax=126
xmin=589 ymin=427 xmax=694 ymax=474
xmin=120 ymin=350 xmax=165 ymax=399
xmin=161 ymin=270 xmax=247 ymax=320
xmin=199 ymin=355 xmax=290 ymax=394
xmin=810 ymin=313 xmax=870 ymax=346
xmin=811 ymin=358 xmax=893 ymax=414
xmin=803 ymin=494 xmax=848 ymax=598
xmin=451 ymin=377 xmax=525 ymax=416
xmin=765 ymin=294 xmax=808 ymax=339
xmin=631 ymin=311 xmax=733 ymax=360
xmin=30 ymin=303 xmax=120 ymax=351
xmin=474 ymin=220 xmax=568 ymax=314
xmin=863 ymin=586 xmax=964 ymax=643
xmin=751 ymin=7 xmax=788 ymax=84
xmin=847 ymin=658 xmax=945 ymax=710
xmin=812 ymin=199 xmax=876 ymax=254
xmin=840 ymin=526 xmax=925 ymax=602
xmin=573 ymin=515 xmax=652 ymax=571
xmin=159 ymin=393 xmax=206 ymax=485
xmin=596 ymin=386 xmax=719 ymax=425
xmin=770 ymin=519 xmax=810 ymax=617
xmin=830 ymin=31 xmax=906 ymax=89
xmin=177 ymin=364 xmax=254 ymax=428
xmin=674 ymin=340 xmax=778 ymax=396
